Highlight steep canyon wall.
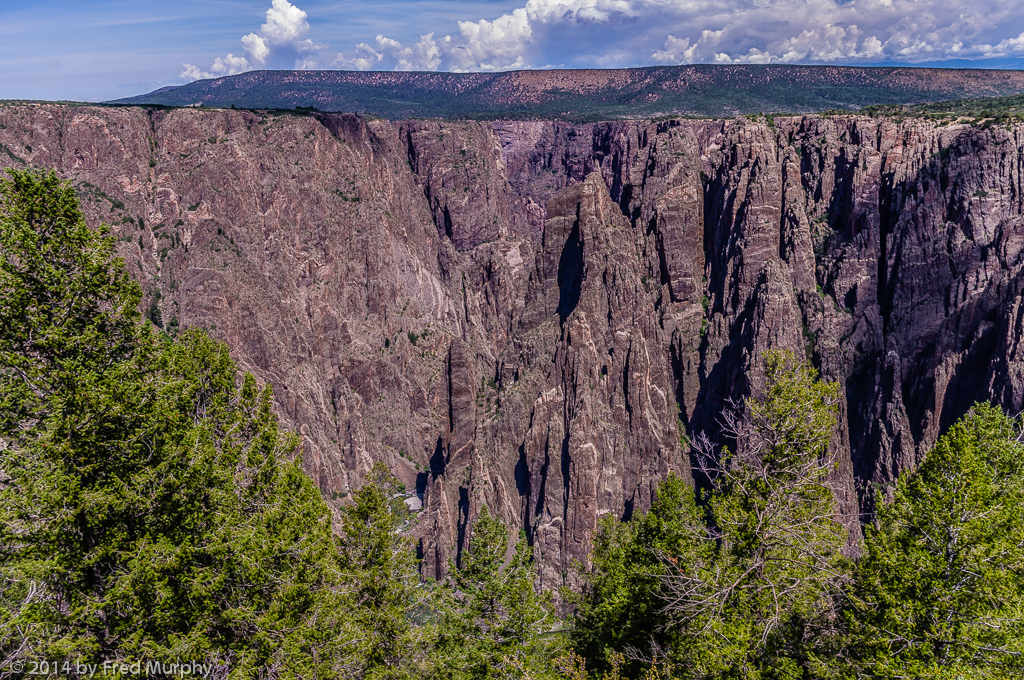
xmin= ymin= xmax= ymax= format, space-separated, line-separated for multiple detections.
xmin=2 ymin=104 xmax=1023 ymax=585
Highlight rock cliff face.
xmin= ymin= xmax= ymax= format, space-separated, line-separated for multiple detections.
xmin=2 ymin=104 xmax=1023 ymax=583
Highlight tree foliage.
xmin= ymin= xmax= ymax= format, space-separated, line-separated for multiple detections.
xmin=570 ymin=475 xmax=705 ymax=677
xmin=337 ymin=462 xmax=425 ymax=679
xmin=665 ymin=350 xmax=848 ymax=679
xmin=0 ymin=169 xmax=142 ymax=437
xmin=0 ymin=169 xmax=349 ymax=677
xmin=433 ymin=507 xmax=560 ymax=679
xmin=574 ymin=350 xmax=848 ymax=680
xmin=574 ymin=356 xmax=1024 ymax=680
xmin=847 ymin=403 xmax=1024 ymax=679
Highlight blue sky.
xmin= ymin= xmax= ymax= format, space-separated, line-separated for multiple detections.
xmin=2 ymin=0 xmax=1024 ymax=102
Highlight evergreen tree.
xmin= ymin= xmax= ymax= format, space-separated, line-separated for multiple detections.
xmin=0 ymin=169 xmax=350 ymax=677
xmin=0 ymin=168 xmax=143 ymax=438
xmin=663 ymin=350 xmax=848 ymax=679
xmin=433 ymin=507 xmax=559 ymax=679
xmin=338 ymin=462 xmax=425 ymax=679
xmin=571 ymin=474 xmax=707 ymax=677
xmin=573 ymin=351 xmax=848 ymax=680
xmin=848 ymin=403 xmax=1024 ymax=679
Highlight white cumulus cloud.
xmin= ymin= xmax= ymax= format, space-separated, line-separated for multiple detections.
xmin=183 ymin=0 xmax=1024 ymax=82
xmin=332 ymin=0 xmax=645 ymax=71
xmin=241 ymin=34 xmax=270 ymax=65
xmin=977 ymin=31 xmax=1024 ymax=57
xmin=180 ymin=53 xmax=252 ymax=81
xmin=329 ymin=0 xmax=1024 ymax=72
xmin=180 ymin=0 xmax=326 ymax=82
xmin=261 ymin=0 xmax=309 ymax=44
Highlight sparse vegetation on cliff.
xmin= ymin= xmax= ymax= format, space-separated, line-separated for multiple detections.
xmin=860 ymin=93 xmax=1024 ymax=124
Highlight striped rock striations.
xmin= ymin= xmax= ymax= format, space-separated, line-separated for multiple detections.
xmin=2 ymin=104 xmax=1023 ymax=581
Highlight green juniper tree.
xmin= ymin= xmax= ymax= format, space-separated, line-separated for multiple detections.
xmin=663 ymin=350 xmax=849 ymax=680
xmin=570 ymin=474 xmax=707 ymax=678
xmin=0 ymin=168 xmax=145 ymax=447
xmin=847 ymin=403 xmax=1024 ymax=679
xmin=573 ymin=351 xmax=849 ymax=680
xmin=0 ymin=169 xmax=350 ymax=677
xmin=433 ymin=507 xmax=560 ymax=679
xmin=338 ymin=462 xmax=425 ymax=679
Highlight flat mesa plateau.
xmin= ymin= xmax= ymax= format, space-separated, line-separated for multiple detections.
xmin=112 ymin=64 xmax=1024 ymax=119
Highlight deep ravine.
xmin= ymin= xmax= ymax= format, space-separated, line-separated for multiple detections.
xmin=2 ymin=104 xmax=1023 ymax=586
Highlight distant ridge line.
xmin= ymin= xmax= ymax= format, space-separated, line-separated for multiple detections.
xmin=112 ymin=64 xmax=1024 ymax=120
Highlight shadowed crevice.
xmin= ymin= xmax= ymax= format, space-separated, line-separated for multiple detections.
xmin=557 ymin=217 xmax=584 ymax=323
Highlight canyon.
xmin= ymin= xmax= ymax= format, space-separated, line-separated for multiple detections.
xmin=1 ymin=104 xmax=1023 ymax=587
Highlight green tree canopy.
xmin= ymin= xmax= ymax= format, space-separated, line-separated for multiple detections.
xmin=573 ymin=351 xmax=848 ymax=680
xmin=0 ymin=169 xmax=350 ymax=677
xmin=0 ymin=167 xmax=144 ymax=450
xmin=668 ymin=350 xmax=848 ymax=679
xmin=570 ymin=474 xmax=706 ymax=677
xmin=848 ymin=403 xmax=1024 ymax=679
xmin=433 ymin=506 xmax=560 ymax=679
xmin=337 ymin=462 xmax=425 ymax=679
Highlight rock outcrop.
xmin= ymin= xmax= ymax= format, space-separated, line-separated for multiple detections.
xmin=2 ymin=103 xmax=1023 ymax=580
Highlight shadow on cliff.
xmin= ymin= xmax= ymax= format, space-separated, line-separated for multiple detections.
xmin=557 ymin=217 xmax=584 ymax=323
xmin=856 ymin=129 xmax=1023 ymax=486
xmin=683 ymin=124 xmax=1024 ymax=507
